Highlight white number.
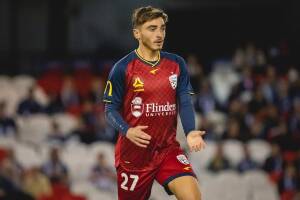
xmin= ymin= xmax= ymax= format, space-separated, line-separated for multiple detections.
xmin=120 ymin=173 xmax=128 ymax=190
xmin=120 ymin=173 xmax=139 ymax=191
xmin=129 ymin=174 xmax=139 ymax=191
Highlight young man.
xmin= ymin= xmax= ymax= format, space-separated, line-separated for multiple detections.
xmin=103 ymin=6 xmax=206 ymax=200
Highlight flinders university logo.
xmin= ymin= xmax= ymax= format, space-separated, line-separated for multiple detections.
xmin=131 ymin=97 xmax=177 ymax=118
xmin=131 ymin=97 xmax=144 ymax=117
xmin=169 ymin=74 xmax=177 ymax=89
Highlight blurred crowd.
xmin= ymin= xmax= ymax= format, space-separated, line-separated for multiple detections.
xmin=0 ymin=42 xmax=299 ymax=200
xmin=189 ymin=42 xmax=300 ymax=200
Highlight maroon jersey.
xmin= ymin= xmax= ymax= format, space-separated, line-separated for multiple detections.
xmin=103 ymin=50 xmax=193 ymax=170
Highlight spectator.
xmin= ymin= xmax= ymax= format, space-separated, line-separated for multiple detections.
xmin=90 ymin=152 xmax=116 ymax=192
xmin=248 ymin=86 xmax=268 ymax=115
xmin=263 ymin=143 xmax=283 ymax=183
xmin=261 ymin=65 xmax=277 ymax=103
xmin=47 ymin=121 xmax=68 ymax=145
xmin=96 ymin=114 xmax=117 ymax=143
xmin=17 ymin=86 xmax=43 ymax=115
xmin=222 ymin=117 xmax=242 ymax=141
xmin=186 ymin=54 xmax=203 ymax=93
xmin=44 ymin=93 xmax=64 ymax=114
xmin=208 ymin=142 xmax=230 ymax=172
xmin=88 ymin=77 xmax=104 ymax=104
xmin=194 ymin=79 xmax=218 ymax=115
xmin=289 ymin=98 xmax=300 ymax=141
xmin=0 ymin=102 xmax=18 ymax=137
xmin=237 ymin=144 xmax=258 ymax=173
xmin=22 ymin=166 xmax=52 ymax=199
xmin=75 ymin=100 xmax=99 ymax=144
xmin=278 ymin=163 xmax=299 ymax=198
xmin=61 ymin=76 xmax=80 ymax=109
xmin=0 ymin=149 xmax=33 ymax=200
xmin=42 ymin=147 xmax=69 ymax=185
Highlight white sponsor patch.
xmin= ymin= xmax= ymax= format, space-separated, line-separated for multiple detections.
xmin=176 ymin=154 xmax=190 ymax=165
xmin=169 ymin=74 xmax=177 ymax=89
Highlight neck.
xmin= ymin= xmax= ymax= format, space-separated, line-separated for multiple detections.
xmin=137 ymin=45 xmax=159 ymax=61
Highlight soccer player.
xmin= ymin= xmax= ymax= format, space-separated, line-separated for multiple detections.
xmin=103 ymin=6 xmax=206 ymax=200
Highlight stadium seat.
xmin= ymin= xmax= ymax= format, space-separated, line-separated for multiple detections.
xmin=247 ymin=139 xmax=271 ymax=166
xmin=223 ymin=139 xmax=245 ymax=167
xmin=0 ymin=86 xmax=20 ymax=115
xmin=52 ymin=113 xmax=79 ymax=134
xmin=210 ymin=63 xmax=240 ymax=105
xmin=0 ymin=135 xmax=17 ymax=148
xmin=242 ymin=169 xmax=279 ymax=199
xmin=87 ymin=188 xmax=116 ymax=200
xmin=217 ymin=170 xmax=247 ymax=199
xmin=11 ymin=75 xmax=35 ymax=92
xmin=14 ymin=143 xmax=43 ymax=168
xmin=206 ymin=111 xmax=226 ymax=136
xmin=88 ymin=141 xmax=115 ymax=167
xmin=16 ymin=114 xmax=52 ymax=144
xmin=0 ymin=75 xmax=11 ymax=88
xmin=62 ymin=141 xmax=93 ymax=182
xmin=242 ymin=170 xmax=271 ymax=188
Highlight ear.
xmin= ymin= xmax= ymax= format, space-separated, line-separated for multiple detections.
xmin=133 ymin=28 xmax=140 ymax=40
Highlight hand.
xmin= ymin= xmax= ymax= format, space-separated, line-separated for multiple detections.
xmin=126 ymin=126 xmax=151 ymax=148
xmin=187 ymin=130 xmax=206 ymax=152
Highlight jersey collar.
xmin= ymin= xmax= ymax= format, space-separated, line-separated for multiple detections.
xmin=134 ymin=49 xmax=161 ymax=67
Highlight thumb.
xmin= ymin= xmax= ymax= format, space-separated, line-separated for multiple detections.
xmin=199 ymin=131 xmax=206 ymax=136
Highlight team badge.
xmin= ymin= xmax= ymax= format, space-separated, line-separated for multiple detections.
xmin=176 ymin=154 xmax=190 ymax=165
xmin=131 ymin=97 xmax=144 ymax=117
xmin=169 ymin=74 xmax=177 ymax=89
xmin=133 ymin=77 xmax=144 ymax=92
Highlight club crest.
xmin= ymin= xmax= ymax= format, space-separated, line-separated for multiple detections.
xmin=169 ymin=74 xmax=177 ymax=89
xmin=176 ymin=154 xmax=190 ymax=165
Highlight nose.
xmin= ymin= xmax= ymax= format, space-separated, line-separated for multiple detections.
xmin=156 ymin=29 xmax=164 ymax=39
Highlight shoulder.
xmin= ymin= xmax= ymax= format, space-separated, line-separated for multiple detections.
xmin=161 ymin=51 xmax=185 ymax=64
xmin=111 ymin=51 xmax=136 ymax=73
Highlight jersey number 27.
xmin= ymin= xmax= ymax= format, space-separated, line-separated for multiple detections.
xmin=120 ymin=173 xmax=139 ymax=191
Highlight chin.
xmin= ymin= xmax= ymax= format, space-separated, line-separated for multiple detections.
xmin=153 ymin=45 xmax=163 ymax=51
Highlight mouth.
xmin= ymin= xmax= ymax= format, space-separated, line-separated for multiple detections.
xmin=154 ymin=41 xmax=163 ymax=45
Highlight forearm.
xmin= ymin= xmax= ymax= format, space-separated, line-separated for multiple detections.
xmin=178 ymin=92 xmax=196 ymax=136
xmin=104 ymin=103 xmax=130 ymax=135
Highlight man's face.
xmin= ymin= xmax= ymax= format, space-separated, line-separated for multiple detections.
xmin=134 ymin=17 xmax=166 ymax=51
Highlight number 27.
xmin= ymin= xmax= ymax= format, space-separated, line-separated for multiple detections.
xmin=120 ymin=173 xmax=139 ymax=191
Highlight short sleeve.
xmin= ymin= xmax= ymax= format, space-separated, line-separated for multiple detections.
xmin=102 ymin=63 xmax=126 ymax=108
xmin=176 ymin=56 xmax=194 ymax=96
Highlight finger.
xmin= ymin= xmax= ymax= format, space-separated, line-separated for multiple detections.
xmin=195 ymin=145 xmax=201 ymax=152
xmin=188 ymin=144 xmax=193 ymax=152
xmin=190 ymin=146 xmax=195 ymax=152
xmin=138 ymin=132 xmax=151 ymax=140
xmin=136 ymin=125 xmax=149 ymax=130
xmin=135 ymin=137 xmax=150 ymax=145
xmin=133 ymin=141 xmax=147 ymax=148
xmin=199 ymin=131 xmax=206 ymax=136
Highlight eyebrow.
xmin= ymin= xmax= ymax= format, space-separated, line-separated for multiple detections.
xmin=147 ymin=25 xmax=158 ymax=29
xmin=146 ymin=24 xmax=166 ymax=29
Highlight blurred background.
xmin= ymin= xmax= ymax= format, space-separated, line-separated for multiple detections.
xmin=0 ymin=0 xmax=299 ymax=200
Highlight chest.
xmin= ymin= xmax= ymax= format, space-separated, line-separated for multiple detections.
xmin=125 ymin=60 xmax=180 ymax=96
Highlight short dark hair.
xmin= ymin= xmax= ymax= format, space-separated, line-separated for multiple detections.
xmin=132 ymin=6 xmax=168 ymax=28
